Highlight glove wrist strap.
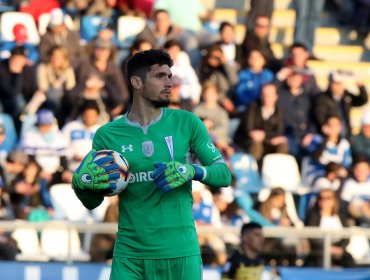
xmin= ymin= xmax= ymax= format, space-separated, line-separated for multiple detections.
xmin=192 ymin=164 xmax=206 ymax=181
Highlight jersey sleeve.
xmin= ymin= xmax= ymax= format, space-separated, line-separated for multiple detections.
xmin=72 ymin=129 xmax=106 ymax=210
xmin=189 ymin=113 xmax=232 ymax=187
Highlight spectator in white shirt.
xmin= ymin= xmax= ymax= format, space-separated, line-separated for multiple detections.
xmin=62 ymin=100 xmax=102 ymax=171
xmin=340 ymin=156 xmax=370 ymax=226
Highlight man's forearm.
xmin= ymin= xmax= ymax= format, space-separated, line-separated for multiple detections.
xmin=199 ymin=163 xmax=232 ymax=188
xmin=72 ymin=184 xmax=104 ymax=210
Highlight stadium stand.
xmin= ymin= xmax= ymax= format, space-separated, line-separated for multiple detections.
xmin=0 ymin=11 xmax=40 ymax=44
xmin=0 ymin=0 xmax=369 ymax=278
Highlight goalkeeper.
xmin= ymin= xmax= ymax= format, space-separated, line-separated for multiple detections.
xmin=72 ymin=49 xmax=232 ymax=280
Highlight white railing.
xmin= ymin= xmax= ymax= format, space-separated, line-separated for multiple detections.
xmin=2 ymin=220 xmax=370 ymax=269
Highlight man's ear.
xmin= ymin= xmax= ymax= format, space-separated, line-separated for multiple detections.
xmin=131 ymin=76 xmax=143 ymax=89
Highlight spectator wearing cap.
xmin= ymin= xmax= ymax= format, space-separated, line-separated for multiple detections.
xmin=3 ymin=150 xmax=30 ymax=188
xmin=19 ymin=109 xmax=71 ymax=186
xmin=0 ymin=23 xmax=39 ymax=65
xmin=75 ymin=38 xmax=130 ymax=118
xmin=0 ymin=46 xmax=38 ymax=133
xmin=312 ymin=70 xmax=368 ymax=139
xmin=39 ymin=8 xmax=83 ymax=67
xmin=351 ymin=111 xmax=370 ymax=161
xmin=84 ymin=21 xmax=119 ymax=63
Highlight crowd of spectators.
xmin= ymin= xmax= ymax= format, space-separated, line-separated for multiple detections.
xmin=0 ymin=0 xmax=369 ymax=270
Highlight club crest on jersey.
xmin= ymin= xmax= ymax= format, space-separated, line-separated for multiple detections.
xmin=142 ymin=141 xmax=154 ymax=157
xmin=121 ymin=144 xmax=133 ymax=153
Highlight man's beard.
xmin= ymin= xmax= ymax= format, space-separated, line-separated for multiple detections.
xmin=150 ymin=99 xmax=170 ymax=108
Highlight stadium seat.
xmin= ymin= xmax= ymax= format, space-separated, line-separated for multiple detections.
xmin=270 ymin=43 xmax=285 ymax=59
xmin=313 ymin=45 xmax=364 ymax=62
xmin=273 ymin=0 xmax=292 ymax=10
xmin=230 ymin=152 xmax=263 ymax=193
xmin=235 ymin=24 xmax=245 ymax=44
xmin=38 ymin=12 xmax=75 ymax=36
xmin=213 ymin=8 xmax=237 ymax=25
xmin=215 ymin=0 xmax=246 ymax=10
xmin=117 ymin=15 xmax=146 ymax=49
xmin=49 ymin=183 xmax=110 ymax=222
xmin=269 ymin=26 xmax=294 ymax=46
xmin=11 ymin=227 xmax=50 ymax=262
xmin=0 ymin=11 xmax=40 ymax=44
xmin=271 ymin=9 xmax=296 ymax=29
xmin=314 ymin=27 xmax=341 ymax=46
xmin=261 ymin=154 xmax=308 ymax=194
xmin=346 ymin=234 xmax=370 ymax=263
xmin=40 ymin=223 xmax=90 ymax=262
xmin=80 ymin=15 xmax=112 ymax=43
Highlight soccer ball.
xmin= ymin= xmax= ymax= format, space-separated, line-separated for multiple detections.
xmin=93 ymin=150 xmax=130 ymax=196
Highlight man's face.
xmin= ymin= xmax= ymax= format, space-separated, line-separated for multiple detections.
xmin=254 ymin=16 xmax=270 ymax=38
xmin=82 ymin=108 xmax=99 ymax=127
xmin=330 ymin=81 xmax=345 ymax=97
xmin=323 ymin=117 xmax=342 ymax=137
xmin=362 ymin=124 xmax=370 ymax=138
xmin=242 ymin=228 xmax=264 ymax=253
xmin=291 ymin=47 xmax=309 ymax=67
xmin=261 ymin=84 xmax=278 ymax=107
xmin=155 ymin=11 xmax=171 ymax=34
xmin=94 ymin=47 xmax=111 ymax=62
xmin=221 ymin=25 xmax=235 ymax=44
xmin=353 ymin=162 xmax=370 ymax=182
xmin=141 ymin=64 xmax=173 ymax=108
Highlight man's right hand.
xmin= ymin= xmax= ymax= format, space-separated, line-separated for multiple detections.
xmin=72 ymin=149 xmax=120 ymax=194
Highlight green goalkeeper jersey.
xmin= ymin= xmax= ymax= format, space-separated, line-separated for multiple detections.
xmin=79 ymin=108 xmax=230 ymax=259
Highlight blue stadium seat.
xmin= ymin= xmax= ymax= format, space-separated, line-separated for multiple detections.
xmin=80 ymin=15 xmax=112 ymax=43
xmin=230 ymin=152 xmax=263 ymax=193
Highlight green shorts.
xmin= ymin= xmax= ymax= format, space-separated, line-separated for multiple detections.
xmin=109 ymin=255 xmax=203 ymax=280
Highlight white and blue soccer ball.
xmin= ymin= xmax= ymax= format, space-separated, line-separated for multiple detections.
xmin=93 ymin=150 xmax=130 ymax=196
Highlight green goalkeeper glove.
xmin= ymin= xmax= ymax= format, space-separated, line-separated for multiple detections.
xmin=72 ymin=149 xmax=121 ymax=194
xmin=151 ymin=161 xmax=204 ymax=192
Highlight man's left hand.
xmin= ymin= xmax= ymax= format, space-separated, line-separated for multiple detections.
xmin=151 ymin=161 xmax=199 ymax=192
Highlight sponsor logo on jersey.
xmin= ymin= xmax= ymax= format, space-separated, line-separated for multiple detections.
xmin=128 ymin=171 xmax=154 ymax=183
xmin=121 ymin=144 xmax=133 ymax=153
xmin=207 ymin=141 xmax=216 ymax=152
xmin=142 ymin=141 xmax=154 ymax=157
